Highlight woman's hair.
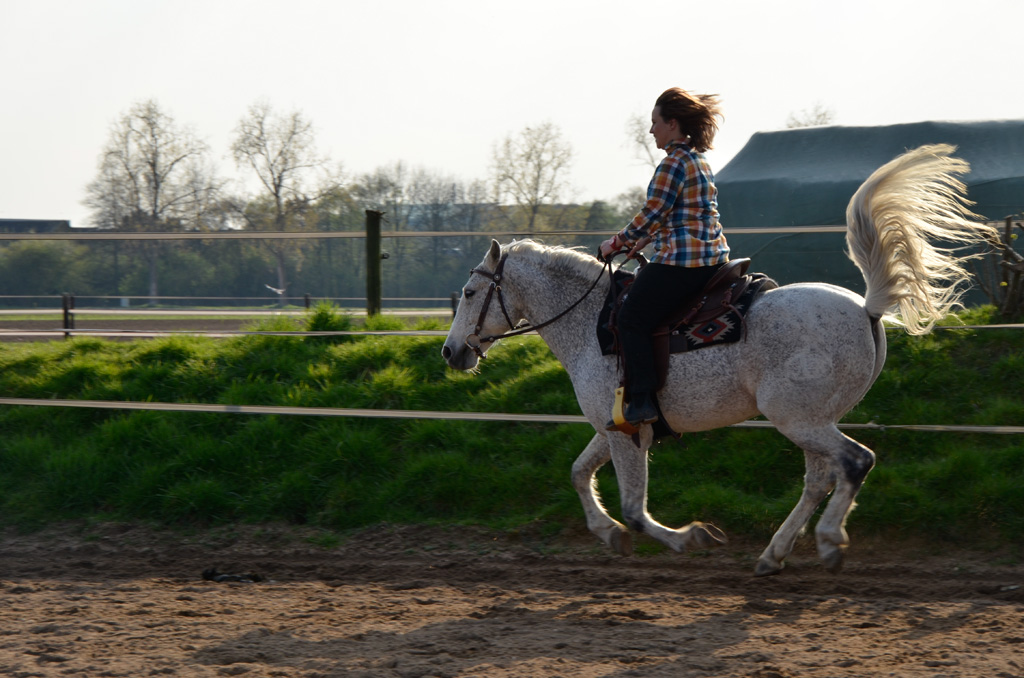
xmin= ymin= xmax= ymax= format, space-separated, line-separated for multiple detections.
xmin=655 ymin=88 xmax=723 ymax=153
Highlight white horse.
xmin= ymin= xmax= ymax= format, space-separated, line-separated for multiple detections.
xmin=442 ymin=145 xmax=998 ymax=575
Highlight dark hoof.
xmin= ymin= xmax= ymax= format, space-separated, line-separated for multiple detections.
xmin=754 ymin=559 xmax=783 ymax=577
xmin=610 ymin=529 xmax=634 ymax=556
xmin=692 ymin=522 xmax=728 ymax=548
xmin=822 ymin=548 xmax=845 ymax=573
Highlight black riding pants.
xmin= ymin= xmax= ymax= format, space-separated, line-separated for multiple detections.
xmin=616 ymin=262 xmax=724 ymax=396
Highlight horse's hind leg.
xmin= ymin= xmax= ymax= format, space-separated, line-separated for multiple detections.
xmin=572 ymin=434 xmax=632 ymax=555
xmin=755 ymin=447 xmax=834 ymax=576
xmin=813 ymin=431 xmax=875 ymax=572
xmin=608 ymin=435 xmax=727 ymax=553
xmin=756 ymin=425 xmax=875 ymax=576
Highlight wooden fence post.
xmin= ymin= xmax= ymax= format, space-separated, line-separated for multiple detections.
xmin=62 ymin=293 xmax=75 ymax=340
xmin=365 ymin=210 xmax=384 ymax=316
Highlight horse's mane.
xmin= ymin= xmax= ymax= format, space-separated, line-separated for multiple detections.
xmin=503 ymin=239 xmax=604 ymax=282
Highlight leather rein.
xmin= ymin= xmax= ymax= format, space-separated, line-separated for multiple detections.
xmin=462 ymin=252 xmax=612 ymax=358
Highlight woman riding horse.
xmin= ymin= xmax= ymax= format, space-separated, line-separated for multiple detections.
xmin=599 ymin=87 xmax=731 ymax=429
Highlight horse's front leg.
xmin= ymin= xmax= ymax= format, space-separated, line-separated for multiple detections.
xmin=608 ymin=434 xmax=727 ymax=553
xmin=572 ymin=433 xmax=632 ymax=555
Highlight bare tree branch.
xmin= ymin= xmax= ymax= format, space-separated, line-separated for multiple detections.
xmin=83 ymin=99 xmax=219 ymax=301
xmin=626 ymin=113 xmax=659 ymax=169
xmin=231 ymin=102 xmax=342 ymax=303
xmin=491 ymin=122 xmax=574 ymax=231
xmin=785 ymin=102 xmax=837 ymax=128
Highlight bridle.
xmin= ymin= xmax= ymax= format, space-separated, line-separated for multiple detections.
xmin=461 ymin=251 xmax=612 ymax=358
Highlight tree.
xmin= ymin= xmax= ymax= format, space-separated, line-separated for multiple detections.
xmin=0 ymin=241 xmax=91 ymax=298
xmin=614 ymin=187 xmax=647 ymax=222
xmin=408 ymin=169 xmax=469 ymax=297
xmin=491 ymin=122 xmax=574 ymax=231
xmin=785 ymin=102 xmax=836 ymax=128
xmin=626 ymin=112 xmax=659 ymax=170
xmin=231 ymin=101 xmax=342 ymax=305
xmin=84 ymin=99 xmax=219 ymax=302
xmin=301 ymin=186 xmax=365 ymax=301
xmin=972 ymin=215 xmax=1024 ymax=317
xmin=450 ymin=179 xmax=491 ymax=233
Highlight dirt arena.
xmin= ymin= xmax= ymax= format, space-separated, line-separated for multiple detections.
xmin=1 ymin=522 xmax=1022 ymax=678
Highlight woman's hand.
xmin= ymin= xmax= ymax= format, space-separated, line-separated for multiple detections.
xmin=599 ymin=235 xmax=622 ymax=260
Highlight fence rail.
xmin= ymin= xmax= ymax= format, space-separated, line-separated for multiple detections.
xmin=0 ymin=299 xmax=1021 ymax=342
xmin=0 ymin=226 xmax=851 ymax=241
xmin=0 ymin=397 xmax=1019 ymax=435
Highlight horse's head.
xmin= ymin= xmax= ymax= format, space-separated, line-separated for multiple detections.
xmin=442 ymin=239 xmax=522 ymax=371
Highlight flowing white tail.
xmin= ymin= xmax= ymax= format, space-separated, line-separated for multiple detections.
xmin=845 ymin=144 xmax=999 ymax=334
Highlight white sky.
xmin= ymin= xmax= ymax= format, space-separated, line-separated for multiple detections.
xmin=2 ymin=0 xmax=1022 ymax=229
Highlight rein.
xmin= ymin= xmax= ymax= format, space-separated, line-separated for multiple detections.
xmin=463 ymin=251 xmax=613 ymax=358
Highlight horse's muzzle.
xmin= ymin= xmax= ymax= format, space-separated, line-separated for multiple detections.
xmin=442 ymin=341 xmax=481 ymax=371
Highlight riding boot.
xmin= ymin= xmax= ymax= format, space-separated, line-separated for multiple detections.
xmin=605 ymin=332 xmax=661 ymax=430
xmin=604 ymin=388 xmax=660 ymax=431
xmin=623 ymin=391 xmax=659 ymax=426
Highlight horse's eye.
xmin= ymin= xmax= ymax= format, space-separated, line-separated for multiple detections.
xmin=464 ymin=289 xmax=475 ymax=299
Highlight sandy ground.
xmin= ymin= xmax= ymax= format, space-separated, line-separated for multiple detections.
xmin=1 ymin=522 xmax=1023 ymax=678
xmin=2 ymin=318 xmax=1023 ymax=676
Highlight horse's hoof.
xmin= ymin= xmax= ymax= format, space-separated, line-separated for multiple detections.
xmin=610 ymin=528 xmax=633 ymax=556
xmin=821 ymin=548 xmax=845 ymax=573
xmin=693 ymin=522 xmax=728 ymax=548
xmin=754 ymin=558 xmax=783 ymax=577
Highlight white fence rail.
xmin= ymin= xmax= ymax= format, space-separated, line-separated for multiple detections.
xmin=0 ymin=397 xmax=1020 ymax=435
xmin=0 ymin=226 xmax=849 ymax=241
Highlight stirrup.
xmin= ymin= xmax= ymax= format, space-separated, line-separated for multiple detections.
xmin=605 ymin=386 xmax=641 ymax=434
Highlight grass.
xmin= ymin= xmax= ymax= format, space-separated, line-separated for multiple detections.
xmin=0 ymin=304 xmax=1020 ymax=551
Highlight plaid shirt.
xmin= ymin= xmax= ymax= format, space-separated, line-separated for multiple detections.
xmin=619 ymin=139 xmax=729 ymax=267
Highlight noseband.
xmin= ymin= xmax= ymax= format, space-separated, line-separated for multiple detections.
xmin=462 ymin=251 xmax=611 ymax=358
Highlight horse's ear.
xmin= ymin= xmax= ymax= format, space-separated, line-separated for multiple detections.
xmin=487 ymin=239 xmax=502 ymax=266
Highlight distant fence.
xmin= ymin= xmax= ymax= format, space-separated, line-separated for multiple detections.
xmin=0 ymin=225 xmax=850 ymax=241
xmin=0 ymin=219 xmax=1006 ymax=305
xmin=0 ymin=221 xmax=848 ymax=334
xmin=0 ymin=295 xmax=456 ymax=340
xmin=0 ymin=221 xmax=1016 ymax=338
xmin=0 ymin=295 xmax=1020 ymax=341
xmin=0 ymin=294 xmax=454 ymax=310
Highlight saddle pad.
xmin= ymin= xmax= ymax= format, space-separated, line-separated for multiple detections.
xmin=598 ymin=271 xmax=776 ymax=356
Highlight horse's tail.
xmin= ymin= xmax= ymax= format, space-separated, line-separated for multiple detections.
xmin=845 ymin=144 xmax=1000 ymax=334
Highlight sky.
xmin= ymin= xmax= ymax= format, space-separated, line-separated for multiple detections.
xmin=2 ymin=0 xmax=1023 ymax=229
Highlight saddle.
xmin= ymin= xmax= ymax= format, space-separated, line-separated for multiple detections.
xmin=598 ymin=258 xmax=777 ymax=439
xmin=649 ymin=258 xmax=768 ymax=391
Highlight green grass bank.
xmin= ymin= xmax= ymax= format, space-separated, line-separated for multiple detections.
xmin=0 ymin=306 xmax=1021 ymax=550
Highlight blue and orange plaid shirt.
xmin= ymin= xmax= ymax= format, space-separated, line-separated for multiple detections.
xmin=618 ymin=139 xmax=729 ymax=267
